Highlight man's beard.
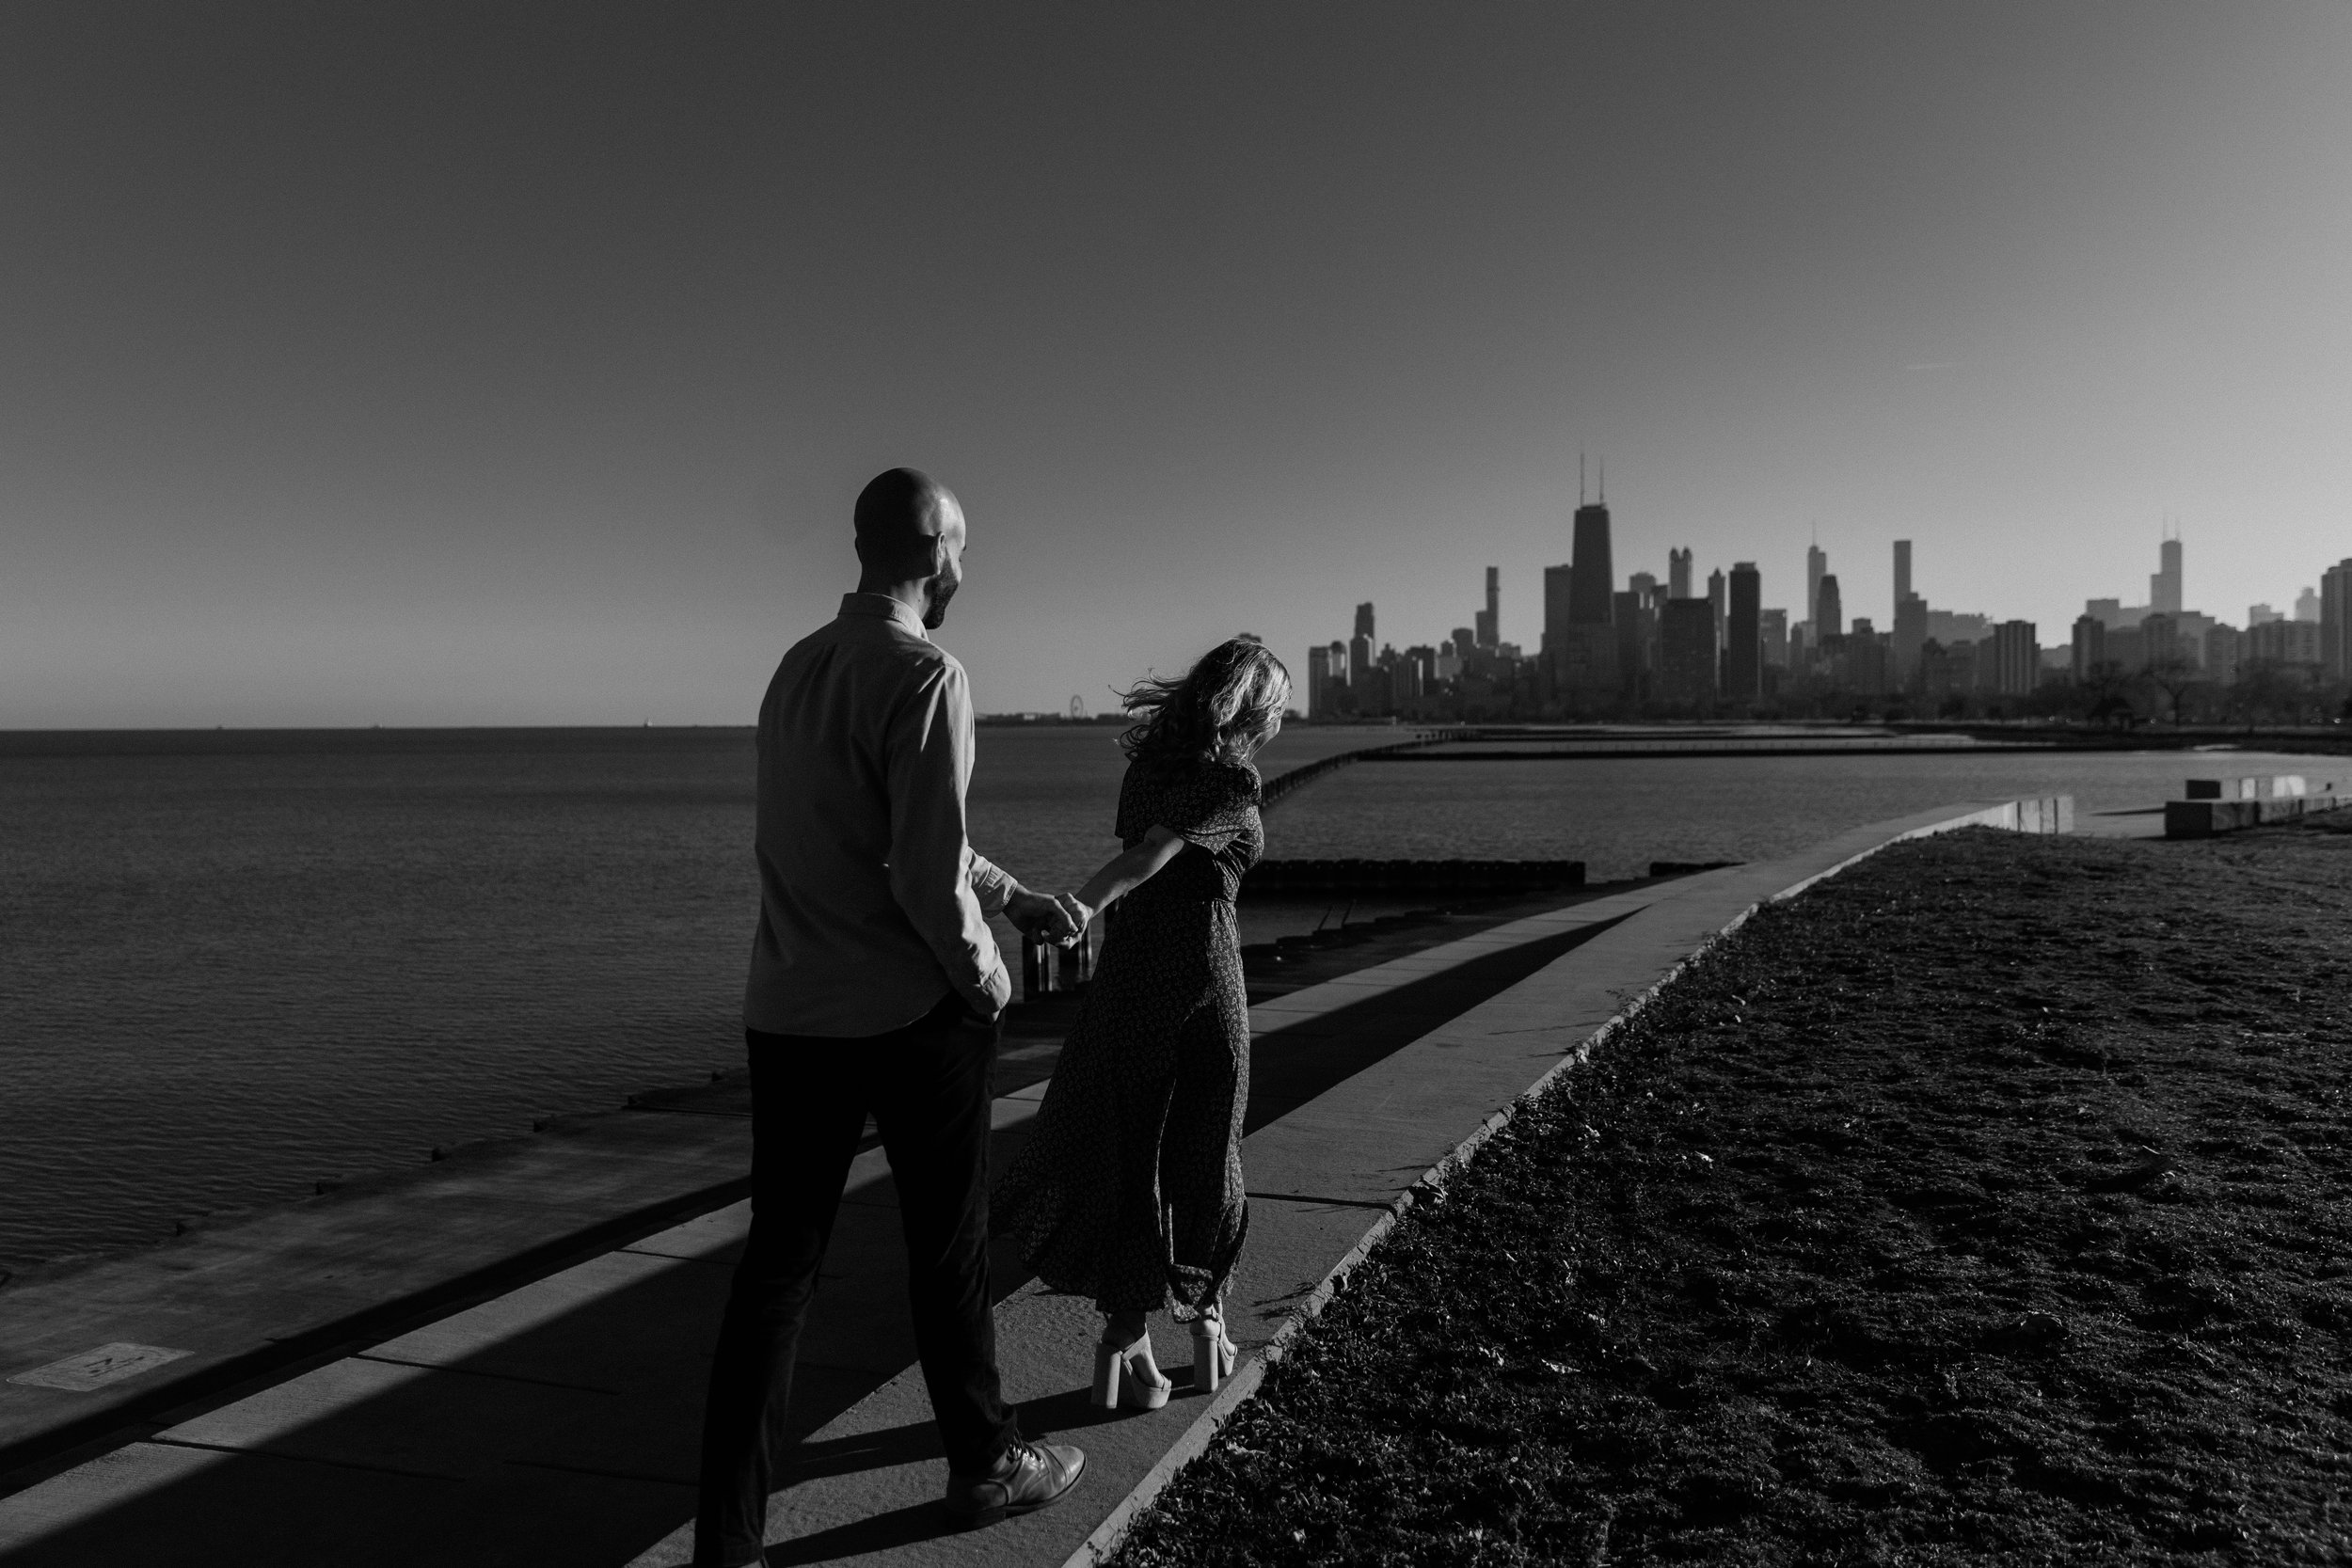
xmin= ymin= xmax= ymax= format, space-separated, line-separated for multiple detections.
xmin=921 ymin=578 xmax=958 ymax=630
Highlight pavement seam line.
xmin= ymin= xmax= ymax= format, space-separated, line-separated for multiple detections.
xmin=349 ymin=1351 xmax=628 ymax=1397
xmin=1055 ymin=802 xmax=2022 ymax=1568
xmin=144 ymin=1434 xmax=469 ymax=1484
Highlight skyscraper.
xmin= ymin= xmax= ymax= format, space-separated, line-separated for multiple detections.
xmin=1613 ymin=590 xmax=1651 ymax=697
xmin=1349 ymin=607 xmax=1375 ymax=707
xmin=2071 ymin=614 xmax=2105 ymax=680
xmin=2323 ymin=559 xmax=2352 ymax=678
xmin=1542 ymin=564 xmax=1575 ymax=657
xmin=2249 ymin=618 xmax=2320 ymax=665
xmin=1817 ymin=574 xmax=1844 ymax=638
xmin=1569 ymin=504 xmax=1613 ymax=624
xmin=1760 ymin=608 xmax=1788 ymax=668
xmin=1707 ymin=567 xmax=1726 ymax=648
xmin=1306 ymin=644 xmax=1331 ymax=718
xmin=2151 ymin=535 xmax=2183 ymax=616
xmin=1553 ymin=501 xmax=1617 ymax=702
xmin=1991 ymin=621 xmax=2040 ymax=696
xmin=1893 ymin=540 xmax=1912 ymax=608
xmin=1726 ymin=562 xmax=1761 ymax=703
xmin=1805 ymin=544 xmax=1827 ymax=631
xmin=1659 ymin=598 xmax=1717 ymax=707
xmin=1474 ymin=568 xmax=1499 ymax=648
xmin=1668 ymin=546 xmax=1692 ymax=601
xmin=1894 ymin=594 xmax=1928 ymax=687
xmin=2204 ymin=626 xmax=2242 ymax=685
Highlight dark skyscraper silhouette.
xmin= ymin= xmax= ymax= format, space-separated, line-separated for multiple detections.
xmin=1727 ymin=562 xmax=1761 ymax=702
xmin=1818 ymin=574 xmax=1844 ymax=638
xmin=1542 ymin=563 xmax=1574 ymax=657
xmin=1659 ymin=598 xmax=1717 ymax=705
xmin=2151 ymin=534 xmax=2183 ymax=614
xmin=1474 ymin=568 xmax=1499 ymax=648
xmin=1569 ymin=502 xmax=1613 ymax=625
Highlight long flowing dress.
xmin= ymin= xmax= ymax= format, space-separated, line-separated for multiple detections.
xmin=993 ymin=754 xmax=1262 ymax=1319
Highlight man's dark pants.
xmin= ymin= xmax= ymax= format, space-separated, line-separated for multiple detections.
xmin=692 ymin=994 xmax=1021 ymax=1566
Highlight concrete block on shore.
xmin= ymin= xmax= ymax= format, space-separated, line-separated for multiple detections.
xmin=2010 ymin=796 xmax=2074 ymax=833
xmin=1963 ymin=795 xmax=2073 ymax=834
xmin=2185 ymin=774 xmax=2310 ymax=801
xmin=2165 ymin=793 xmax=2345 ymax=838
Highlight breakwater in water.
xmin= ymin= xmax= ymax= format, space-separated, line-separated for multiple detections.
xmin=1255 ymin=733 xmax=1448 ymax=806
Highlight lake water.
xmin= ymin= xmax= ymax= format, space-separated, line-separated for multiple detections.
xmin=0 ymin=724 xmax=2337 ymax=1269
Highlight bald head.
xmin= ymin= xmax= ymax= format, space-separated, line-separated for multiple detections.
xmin=852 ymin=467 xmax=967 ymax=629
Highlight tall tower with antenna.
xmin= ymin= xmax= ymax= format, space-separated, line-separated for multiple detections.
xmin=2151 ymin=525 xmax=2184 ymax=615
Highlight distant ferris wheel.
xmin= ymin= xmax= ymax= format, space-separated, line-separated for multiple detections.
xmin=1068 ymin=695 xmax=1088 ymax=721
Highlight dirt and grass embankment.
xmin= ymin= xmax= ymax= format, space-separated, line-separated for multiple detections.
xmin=1115 ymin=818 xmax=2352 ymax=1566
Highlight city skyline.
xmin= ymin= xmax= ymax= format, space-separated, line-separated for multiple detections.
xmin=1303 ymin=515 xmax=2339 ymax=682
xmin=1300 ymin=498 xmax=2352 ymax=722
xmin=4 ymin=4 xmax=2349 ymax=725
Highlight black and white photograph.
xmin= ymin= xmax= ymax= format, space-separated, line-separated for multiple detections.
xmin=3 ymin=4 xmax=2349 ymax=1564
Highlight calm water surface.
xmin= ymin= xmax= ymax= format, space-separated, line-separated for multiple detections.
xmin=0 ymin=725 xmax=2333 ymax=1267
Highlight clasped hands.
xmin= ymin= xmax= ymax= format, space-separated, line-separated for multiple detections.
xmin=1006 ymin=888 xmax=1092 ymax=947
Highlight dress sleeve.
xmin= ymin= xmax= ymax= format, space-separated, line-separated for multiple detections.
xmin=1159 ymin=764 xmax=1261 ymax=854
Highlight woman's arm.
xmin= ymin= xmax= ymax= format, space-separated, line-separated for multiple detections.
xmin=1070 ymin=824 xmax=1186 ymax=924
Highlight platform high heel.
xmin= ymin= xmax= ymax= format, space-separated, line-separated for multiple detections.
xmin=1192 ymin=1307 xmax=1238 ymax=1394
xmin=1090 ymin=1330 xmax=1171 ymax=1411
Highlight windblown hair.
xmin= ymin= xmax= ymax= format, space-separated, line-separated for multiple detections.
xmin=1119 ymin=636 xmax=1293 ymax=769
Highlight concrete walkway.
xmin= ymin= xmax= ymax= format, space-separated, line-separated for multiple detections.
xmin=0 ymin=803 xmax=2056 ymax=1567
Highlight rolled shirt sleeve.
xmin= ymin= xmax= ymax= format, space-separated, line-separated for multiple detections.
xmin=966 ymin=850 xmax=1020 ymax=918
xmin=885 ymin=659 xmax=1013 ymax=1018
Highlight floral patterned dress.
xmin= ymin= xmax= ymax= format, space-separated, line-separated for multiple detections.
xmin=994 ymin=754 xmax=1263 ymax=1318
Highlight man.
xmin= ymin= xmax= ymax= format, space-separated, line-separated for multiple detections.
xmin=692 ymin=468 xmax=1086 ymax=1566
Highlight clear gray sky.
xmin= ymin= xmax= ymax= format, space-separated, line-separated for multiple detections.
xmin=6 ymin=2 xmax=2348 ymax=725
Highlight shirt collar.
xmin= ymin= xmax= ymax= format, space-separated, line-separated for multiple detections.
xmin=837 ymin=593 xmax=930 ymax=640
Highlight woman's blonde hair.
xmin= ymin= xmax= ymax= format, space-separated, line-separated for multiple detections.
xmin=1119 ymin=636 xmax=1292 ymax=768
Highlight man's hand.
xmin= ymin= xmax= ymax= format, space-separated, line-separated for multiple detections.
xmin=1006 ymin=889 xmax=1087 ymax=946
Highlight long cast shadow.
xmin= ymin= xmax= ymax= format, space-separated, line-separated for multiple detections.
xmin=1245 ymin=911 xmax=1630 ymax=1133
xmin=0 ymin=912 xmax=1622 ymax=1568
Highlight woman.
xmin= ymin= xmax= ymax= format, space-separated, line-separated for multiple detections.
xmin=995 ymin=635 xmax=1290 ymax=1409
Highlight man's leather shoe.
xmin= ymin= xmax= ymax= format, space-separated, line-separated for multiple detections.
xmin=943 ymin=1438 xmax=1085 ymax=1528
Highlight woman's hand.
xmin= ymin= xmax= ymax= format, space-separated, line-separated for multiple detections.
xmin=1007 ymin=888 xmax=1089 ymax=946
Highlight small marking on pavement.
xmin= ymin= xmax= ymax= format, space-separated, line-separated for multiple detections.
xmin=9 ymin=1342 xmax=195 ymax=1391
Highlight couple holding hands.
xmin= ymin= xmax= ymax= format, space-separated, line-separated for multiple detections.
xmin=691 ymin=467 xmax=1289 ymax=1566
